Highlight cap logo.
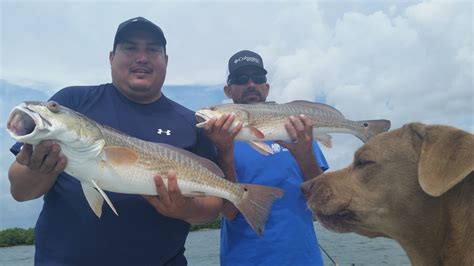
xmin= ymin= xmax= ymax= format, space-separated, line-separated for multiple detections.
xmin=233 ymin=56 xmax=260 ymax=65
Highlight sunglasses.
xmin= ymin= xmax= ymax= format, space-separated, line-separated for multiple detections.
xmin=228 ymin=74 xmax=267 ymax=85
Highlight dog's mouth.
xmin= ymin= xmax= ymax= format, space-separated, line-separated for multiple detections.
xmin=315 ymin=209 xmax=357 ymax=233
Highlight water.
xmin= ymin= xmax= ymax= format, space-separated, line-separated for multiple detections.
xmin=0 ymin=223 xmax=409 ymax=266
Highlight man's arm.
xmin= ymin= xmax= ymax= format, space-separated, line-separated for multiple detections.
xmin=216 ymin=147 xmax=240 ymax=220
xmin=8 ymin=141 xmax=67 ymax=201
xmin=202 ymin=114 xmax=242 ymax=220
xmin=276 ymin=115 xmax=323 ymax=181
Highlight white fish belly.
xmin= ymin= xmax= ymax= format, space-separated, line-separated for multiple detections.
xmin=95 ymin=165 xmax=162 ymax=195
xmin=66 ymin=161 xmax=157 ymax=195
xmin=178 ymin=180 xmax=240 ymax=202
xmin=71 ymin=162 xmax=240 ymax=201
xmin=313 ymin=126 xmax=361 ymax=136
xmin=236 ymin=125 xmax=289 ymax=141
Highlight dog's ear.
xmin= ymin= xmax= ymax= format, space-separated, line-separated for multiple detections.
xmin=410 ymin=123 xmax=474 ymax=196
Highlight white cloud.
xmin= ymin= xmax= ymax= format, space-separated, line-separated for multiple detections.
xmin=262 ymin=1 xmax=473 ymax=133
xmin=0 ymin=0 xmax=472 ymax=228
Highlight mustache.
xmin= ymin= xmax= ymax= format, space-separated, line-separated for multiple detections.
xmin=131 ymin=66 xmax=153 ymax=73
xmin=242 ymin=87 xmax=262 ymax=98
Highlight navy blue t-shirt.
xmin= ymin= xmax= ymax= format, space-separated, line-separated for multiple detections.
xmin=10 ymin=83 xmax=217 ymax=266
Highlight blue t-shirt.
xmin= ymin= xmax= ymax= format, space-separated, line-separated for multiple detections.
xmin=10 ymin=83 xmax=217 ymax=266
xmin=220 ymin=140 xmax=328 ymax=266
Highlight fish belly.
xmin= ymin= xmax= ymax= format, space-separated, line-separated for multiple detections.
xmin=71 ymin=161 xmax=239 ymax=201
xmin=236 ymin=124 xmax=289 ymax=141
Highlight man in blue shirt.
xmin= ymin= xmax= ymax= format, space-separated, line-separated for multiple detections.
xmin=8 ymin=17 xmax=222 ymax=265
xmin=204 ymin=50 xmax=329 ymax=265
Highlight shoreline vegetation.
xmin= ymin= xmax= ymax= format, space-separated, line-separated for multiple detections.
xmin=0 ymin=228 xmax=34 ymax=247
xmin=0 ymin=219 xmax=221 ymax=248
xmin=1 ymin=216 xmax=317 ymax=247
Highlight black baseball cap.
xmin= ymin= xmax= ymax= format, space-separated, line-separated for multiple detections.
xmin=113 ymin=17 xmax=167 ymax=50
xmin=227 ymin=50 xmax=268 ymax=77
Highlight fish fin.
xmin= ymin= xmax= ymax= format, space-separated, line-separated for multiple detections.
xmin=182 ymin=191 xmax=207 ymax=197
xmin=248 ymin=126 xmax=265 ymax=139
xmin=66 ymin=139 xmax=105 ymax=163
xmin=288 ymin=101 xmax=345 ymax=118
xmin=196 ymin=121 xmax=207 ymax=128
xmin=91 ymin=180 xmax=118 ymax=216
xmin=315 ymin=133 xmax=333 ymax=148
xmin=356 ymin=119 xmax=391 ymax=142
xmin=81 ymin=183 xmax=104 ymax=218
xmin=233 ymin=184 xmax=284 ymax=236
xmin=103 ymin=146 xmax=140 ymax=165
xmin=248 ymin=141 xmax=274 ymax=155
xmin=93 ymin=139 xmax=106 ymax=156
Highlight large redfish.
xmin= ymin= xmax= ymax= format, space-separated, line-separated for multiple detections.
xmin=6 ymin=101 xmax=283 ymax=235
xmin=196 ymin=101 xmax=391 ymax=155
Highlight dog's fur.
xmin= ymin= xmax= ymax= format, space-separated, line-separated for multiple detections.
xmin=302 ymin=123 xmax=474 ymax=265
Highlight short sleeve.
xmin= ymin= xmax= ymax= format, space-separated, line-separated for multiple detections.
xmin=313 ymin=141 xmax=329 ymax=171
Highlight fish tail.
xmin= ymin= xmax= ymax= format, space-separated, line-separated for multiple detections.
xmin=356 ymin=119 xmax=391 ymax=142
xmin=234 ymin=184 xmax=284 ymax=236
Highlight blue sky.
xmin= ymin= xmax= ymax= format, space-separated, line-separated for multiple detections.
xmin=0 ymin=0 xmax=472 ymax=229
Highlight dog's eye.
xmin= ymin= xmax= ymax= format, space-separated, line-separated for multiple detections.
xmin=355 ymin=159 xmax=374 ymax=168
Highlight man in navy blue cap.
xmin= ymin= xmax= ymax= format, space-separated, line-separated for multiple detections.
xmin=204 ymin=50 xmax=328 ymax=266
xmin=8 ymin=17 xmax=222 ymax=265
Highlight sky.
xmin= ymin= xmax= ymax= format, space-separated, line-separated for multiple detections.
xmin=0 ymin=0 xmax=473 ymax=229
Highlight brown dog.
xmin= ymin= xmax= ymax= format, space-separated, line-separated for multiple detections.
xmin=302 ymin=123 xmax=474 ymax=266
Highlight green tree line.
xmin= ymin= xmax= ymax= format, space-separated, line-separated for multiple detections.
xmin=0 ymin=228 xmax=35 ymax=247
xmin=0 ymin=219 xmax=221 ymax=247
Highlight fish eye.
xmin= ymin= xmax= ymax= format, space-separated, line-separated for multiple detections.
xmin=47 ymin=101 xmax=60 ymax=113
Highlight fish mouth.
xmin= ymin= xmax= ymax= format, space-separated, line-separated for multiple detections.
xmin=6 ymin=104 xmax=41 ymax=139
xmin=195 ymin=111 xmax=211 ymax=128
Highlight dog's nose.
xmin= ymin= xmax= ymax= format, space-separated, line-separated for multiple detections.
xmin=301 ymin=178 xmax=316 ymax=199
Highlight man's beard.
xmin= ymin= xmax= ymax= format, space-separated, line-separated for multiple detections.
xmin=236 ymin=86 xmax=266 ymax=104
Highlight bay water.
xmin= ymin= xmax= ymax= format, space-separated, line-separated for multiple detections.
xmin=0 ymin=223 xmax=409 ymax=265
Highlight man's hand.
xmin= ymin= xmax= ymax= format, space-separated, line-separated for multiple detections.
xmin=144 ymin=170 xmax=193 ymax=221
xmin=276 ymin=114 xmax=314 ymax=157
xmin=144 ymin=170 xmax=222 ymax=224
xmin=203 ymin=113 xmax=242 ymax=152
xmin=16 ymin=140 xmax=67 ymax=176
xmin=276 ymin=114 xmax=323 ymax=181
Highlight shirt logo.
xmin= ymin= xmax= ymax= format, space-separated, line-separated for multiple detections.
xmin=157 ymin=129 xmax=171 ymax=135
xmin=271 ymin=143 xmax=288 ymax=153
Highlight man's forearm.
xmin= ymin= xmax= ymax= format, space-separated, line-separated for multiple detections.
xmin=216 ymin=146 xmax=240 ymax=220
xmin=185 ymin=196 xmax=222 ymax=225
xmin=8 ymin=162 xmax=57 ymax=201
xmin=221 ymin=200 xmax=238 ymax=220
xmin=217 ymin=147 xmax=237 ymax=183
xmin=293 ymin=150 xmax=323 ymax=181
